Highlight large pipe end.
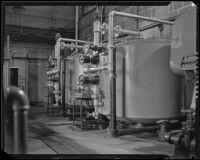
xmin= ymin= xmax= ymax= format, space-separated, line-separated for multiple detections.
xmin=5 ymin=86 xmax=30 ymax=111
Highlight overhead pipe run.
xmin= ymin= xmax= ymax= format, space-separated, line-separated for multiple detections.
xmin=60 ymin=42 xmax=85 ymax=50
xmin=110 ymin=11 xmax=174 ymax=25
xmin=113 ymin=26 xmax=141 ymax=38
xmin=107 ymin=10 xmax=174 ymax=137
xmin=58 ymin=37 xmax=93 ymax=45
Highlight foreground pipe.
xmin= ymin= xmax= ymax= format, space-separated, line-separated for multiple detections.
xmin=4 ymin=86 xmax=30 ymax=154
xmin=107 ymin=11 xmax=118 ymax=137
xmin=118 ymin=125 xmax=160 ymax=136
xmin=107 ymin=10 xmax=173 ymax=137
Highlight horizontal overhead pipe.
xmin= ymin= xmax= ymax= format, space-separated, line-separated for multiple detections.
xmin=118 ymin=125 xmax=160 ymax=136
xmin=110 ymin=11 xmax=174 ymax=25
xmin=113 ymin=27 xmax=140 ymax=36
xmin=62 ymin=43 xmax=84 ymax=49
xmin=59 ymin=38 xmax=93 ymax=44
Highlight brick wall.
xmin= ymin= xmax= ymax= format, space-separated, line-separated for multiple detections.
xmin=78 ymin=1 xmax=193 ymax=41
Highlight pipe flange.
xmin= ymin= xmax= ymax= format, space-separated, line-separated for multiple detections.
xmin=156 ymin=120 xmax=169 ymax=124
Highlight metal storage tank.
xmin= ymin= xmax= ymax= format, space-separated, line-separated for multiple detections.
xmin=102 ymin=40 xmax=182 ymax=123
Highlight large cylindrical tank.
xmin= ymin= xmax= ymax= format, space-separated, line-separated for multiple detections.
xmin=102 ymin=40 xmax=182 ymax=123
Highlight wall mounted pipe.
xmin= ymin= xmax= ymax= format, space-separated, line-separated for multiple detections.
xmin=107 ymin=10 xmax=174 ymax=137
xmin=4 ymin=86 xmax=30 ymax=154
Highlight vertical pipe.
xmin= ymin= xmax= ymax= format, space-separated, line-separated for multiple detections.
xmin=62 ymin=59 xmax=66 ymax=116
xmin=112 ymin=46 xmax=117 ymax=129
xmin=136 ymin=6 xmax=139 ymax=30
xmin=100 ymin=6 xmax=104 ymax=45
xmin=122 ymin=54 xmax=126 ymax=118
xmin=108 ymin=12 xmax=117 ymax=137
xmin=66 ymin=59 xmax=70 ymax=119
xmin=25 ymin=54 xmax=28 ymax=94
xmin=60 ymin=59 xmax=62 ymax=102
xmin=75 ymin=6 xmax=79 ymax=52
xmin=7 ymin=34 xmax=10 ymax=86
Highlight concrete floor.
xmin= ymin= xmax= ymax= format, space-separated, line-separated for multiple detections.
xmin=27 ymin=106 xmax=174 ymax=155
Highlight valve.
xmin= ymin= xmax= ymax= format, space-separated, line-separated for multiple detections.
xmin=79 ymin=54 xmax=90 ymax=65
xmin=79 ymin=75 xmax=90 ymax=85
xmin=114 ymin=25 xmax=122 ymax=38
xmin=101 ymin=23 xmax=108 ymax=35
xmin=70 ymin=43 xmax=75 ymax=51
xmin=79 ymin=74 xmax=100 ymax=85
xmin=91 ymin=55 xmax=100 ymax=65
xmin=84 ymin=43 xmax=90 ymax=54
xmin=79 ymin=54 xmax=100 ymax=65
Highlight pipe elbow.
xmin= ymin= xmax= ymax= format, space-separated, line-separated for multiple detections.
xmin=5 ymin=86 xmax=30 ymax=111
xmin=57 ymin=37 xmax=62 ymax=43
xmin=109 ymin=10 xmax=116 ymax=17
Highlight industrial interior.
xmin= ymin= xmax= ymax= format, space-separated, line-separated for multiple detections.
xmin=1 ymin=2 xmax=199 ymax=159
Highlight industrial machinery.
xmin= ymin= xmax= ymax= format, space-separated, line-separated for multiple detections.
xmin=45 ymin=5 xmax=198 ymax=158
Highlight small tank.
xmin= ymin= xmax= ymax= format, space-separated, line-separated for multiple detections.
xmin=102 ymin=40 xmax=182 ymax=123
